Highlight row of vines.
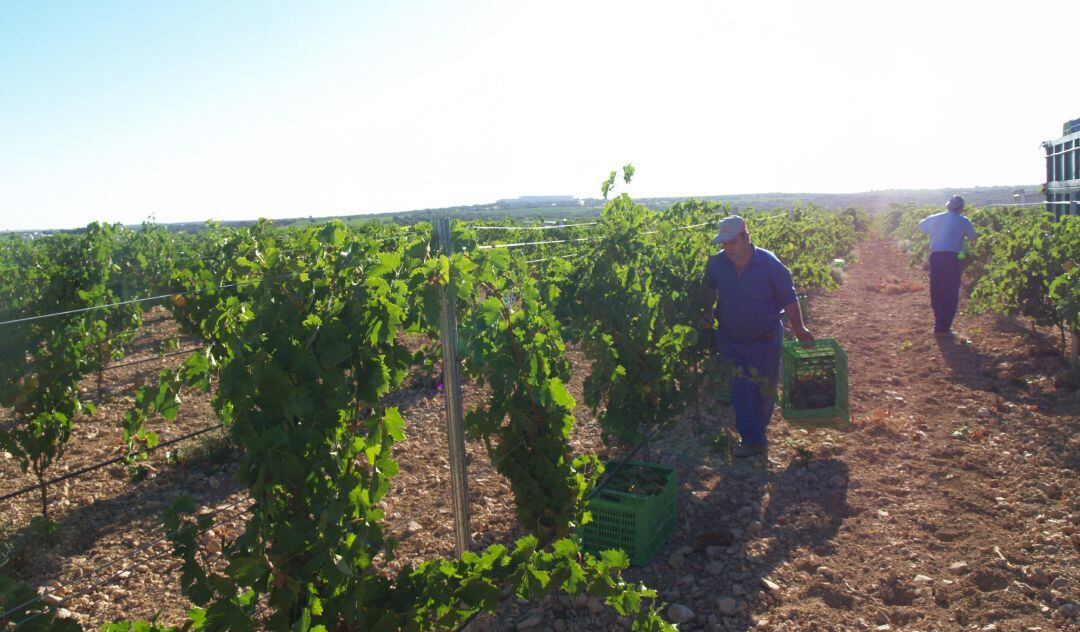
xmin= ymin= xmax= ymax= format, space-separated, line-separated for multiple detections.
xmin=882 ymin=204 xmax=1079 ymax=361
xmin=1 ymin=172 xmax=863 ymax=630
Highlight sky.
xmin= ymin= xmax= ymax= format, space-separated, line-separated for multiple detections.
xmin=1 ymin=0 xmax=1078 ymax=231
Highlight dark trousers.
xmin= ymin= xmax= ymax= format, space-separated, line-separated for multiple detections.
xmin=929 ymin=251 xmax=962 ymax=333
xmin=716 ymin=322 xmax=783 ymax=446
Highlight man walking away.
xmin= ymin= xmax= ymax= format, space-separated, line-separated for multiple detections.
xmin=918 ymin=195 xmax=977 ymax=337
xmin=702 ymin=216 xmax=813 ymax=458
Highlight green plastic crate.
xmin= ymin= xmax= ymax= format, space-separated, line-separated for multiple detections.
xmin=780 ymin=338 xmax=849 ymax=429
xmin=580 ymin=461 xmax=677 ymax=566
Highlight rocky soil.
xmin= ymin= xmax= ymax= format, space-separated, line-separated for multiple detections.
xmin=2 ymin=237 xmax=1078 ymax=631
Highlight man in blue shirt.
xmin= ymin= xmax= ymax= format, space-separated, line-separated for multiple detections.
xmin=918 ymin=195 xmax=977 ymax=336
xmin=702 ymin=216 xmax=813 ymax=458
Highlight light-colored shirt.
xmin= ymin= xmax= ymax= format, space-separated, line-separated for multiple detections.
xmin=918 ymin=211 xmax=977 ymax=253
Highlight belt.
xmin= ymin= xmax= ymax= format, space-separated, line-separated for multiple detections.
xmin=720 ymin=328 xmax=777 ymax=345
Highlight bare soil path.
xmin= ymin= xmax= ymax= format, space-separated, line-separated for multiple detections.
xmin=2 ymin=237 xmax=1078 ymax=631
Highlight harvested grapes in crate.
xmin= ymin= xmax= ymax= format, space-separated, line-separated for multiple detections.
xmin=580 ymin=461 xmax=677 ymax=566
xmin=780 ymin=338 xmax=849 ymax=429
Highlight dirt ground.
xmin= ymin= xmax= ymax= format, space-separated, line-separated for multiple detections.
xmin=2 ymin=237 xmax=1079 ymax=631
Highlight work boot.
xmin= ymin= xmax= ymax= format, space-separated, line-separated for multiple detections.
xmin=733 ymin=443 xmax=768 ymax=458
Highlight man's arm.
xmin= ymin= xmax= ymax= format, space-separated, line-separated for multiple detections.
xmin=702 ymin=287 xmax=717 ymax=329
xmin=784 ymin=301 xmax=814 ymax=344
xmin=768 ymin=256 xmax=813 ymax=344
xmin=702 ymin=258 xmax=718 ymax=329
xmin=918 ymin=214 xmax=934 ymax=235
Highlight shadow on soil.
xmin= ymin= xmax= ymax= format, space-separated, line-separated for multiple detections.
xmin=698 ymin=456 xmax=851 ymax=630
xmin=936 ymin=322 xmax=1080 ymax=476
xmin=935 ymin=332 xmax=1070 ymax=402
xmin=1 ymin=442 xmax=242 ymax=589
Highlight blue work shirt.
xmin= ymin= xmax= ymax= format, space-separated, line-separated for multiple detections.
xmin=703 ymin=246 xmax=798 ymax=344
xmin=918 ymin=211 xmax=977 ymax=253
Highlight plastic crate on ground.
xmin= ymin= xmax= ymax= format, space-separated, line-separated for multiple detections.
xmin=580 ymin=460 xmax=677 ymax=566
xmin=780 ymin=337 xmax=850 ymax=429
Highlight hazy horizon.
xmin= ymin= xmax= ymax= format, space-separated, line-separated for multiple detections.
xmin=5 ymin=182 xmax=1047 ymax=233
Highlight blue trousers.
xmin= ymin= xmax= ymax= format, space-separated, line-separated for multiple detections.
xmin=929 ymin=252 xmax=962 ymax=333
xmin=716 ymin=321 xmax=783 ymax=446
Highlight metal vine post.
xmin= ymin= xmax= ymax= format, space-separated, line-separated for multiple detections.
xmin=434 ymin=217 xmax=472 ymax=557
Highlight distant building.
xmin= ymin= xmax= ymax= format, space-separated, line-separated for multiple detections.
xmin=1043 ymin=116 xmax=1080 ymax=218
xmin=496 ymin=196 xmax=576 ymax=208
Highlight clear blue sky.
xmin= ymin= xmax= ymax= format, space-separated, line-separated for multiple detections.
xmin=2 ymin=0 xmax=1078 ymax=230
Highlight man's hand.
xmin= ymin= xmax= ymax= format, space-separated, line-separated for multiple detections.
xmin=793 ymin=326 xmax=815 ymax=345
xmin=701 ymin=288 xmax=718 ymax=331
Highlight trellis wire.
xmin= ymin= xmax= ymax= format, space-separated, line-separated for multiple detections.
xmin=0 ymin=423 xmax=226 ymax=504
xmin=469 ymin=222 xmax=599 ymax=231
xmin=98 ymin=346 xmax=203 ymax=372
xmin=0 ymin=240 xmax=407 ymax=328
xmin=524 ymin=253 xmax=585 ymax=264
xmin=476 ymin=236 xmax=602 ymax=251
